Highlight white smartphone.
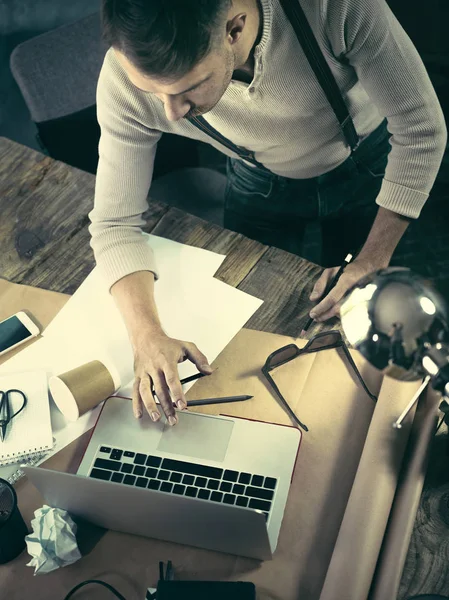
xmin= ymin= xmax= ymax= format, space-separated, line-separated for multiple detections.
xmin=0 ymin=311 xmax=41 ymax=357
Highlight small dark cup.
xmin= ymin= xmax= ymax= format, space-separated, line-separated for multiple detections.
xmin=0 ymin=478 xmax=28 ymax=563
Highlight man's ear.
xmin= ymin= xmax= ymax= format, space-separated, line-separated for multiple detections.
xmin=226 ymin=12 xmax=247 ymax=46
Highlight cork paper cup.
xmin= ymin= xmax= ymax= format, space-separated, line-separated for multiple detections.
xmin=49 ymin=360 xmax=121 ymax=422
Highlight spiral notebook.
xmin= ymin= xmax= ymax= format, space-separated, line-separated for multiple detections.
xmin=0 ymin=370 xmax=53 ymax=466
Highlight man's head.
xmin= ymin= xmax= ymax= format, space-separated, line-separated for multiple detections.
xmin=102 ymin=0 xmax=259 ymax=121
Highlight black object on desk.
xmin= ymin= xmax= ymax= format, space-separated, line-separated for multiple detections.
xmin=153 ymin=371 xmax=254 ymax=408
xmin=156 ymin=581 xmax=256 ymax=599
xmin=187 ymin=395 xmax=253 ymax=407
xmin=0 ymin=478 xmax=28 ymax=563
xmin=153 ymin=561 xmax=256 ymax=600
xmin=301 ymin=253 xmax=353 ymax=335
xmin=0 ymin=388 xmax=27 ymax=442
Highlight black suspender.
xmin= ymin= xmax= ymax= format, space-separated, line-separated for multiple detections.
xmin=189 ymin=0 xmax=360 ymax=167
xmin=189 ymin=115 xmax=266 ymax=169
xmin=278 ymin=0 xmax=359 ymax=151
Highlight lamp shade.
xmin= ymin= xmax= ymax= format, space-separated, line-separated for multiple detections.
xmin=340 ymin=267 xmax=448 ymax=380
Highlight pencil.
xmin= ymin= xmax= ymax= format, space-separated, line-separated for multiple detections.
xmin=301 ymin=253 xmax=353 ymax=336
xmin=152 ymin=371 xmax=206 ymax=396
xmin=186 ymin=395 xmax=253 ymax=407
xmin=180 ymin=372 xmax=206 ymax=385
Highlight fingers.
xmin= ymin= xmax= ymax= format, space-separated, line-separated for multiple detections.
xmin=138 ymin=375 xmax=162 ymax=423
xmin=151 ymin=370 xmax=177 ymax=426
xmin=311 ymin=297 xmax=343 ymax=322
xmin=183 ymin=342 xmax=213 ymax=374
xmin=309 ymin=267 xmax=338 ymax=302
xmin=310 ymin=262 xmax=369 ymax=322
xmin=164 ymin=365 xmax=187 ymax=411
xmin=132 ymin=378 xmax=143 ymax=419
xmin=309 ymin=277 xmax=348 ymax=322
xmin=134 ymin=368 xmax=183 ymax=427
xmin=132 ymin=336 xmax=212 ymax=427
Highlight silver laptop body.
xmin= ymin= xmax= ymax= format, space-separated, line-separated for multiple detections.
xmin=25 ymin=397 xmax=300 ymax=560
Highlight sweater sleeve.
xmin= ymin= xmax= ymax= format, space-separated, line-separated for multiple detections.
xmin=323 ymin=0 xmax=447 ymax=218
xmin=89 ymin=50 xmax=162 ymax=290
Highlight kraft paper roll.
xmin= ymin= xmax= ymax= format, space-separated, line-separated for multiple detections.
xmin=49 ymin=360 xmax=121 ymax=422
xmin=319 ymin=376 xmax=422 ymax=600
xmin=369 ymin=386 xmax=440 ymax=600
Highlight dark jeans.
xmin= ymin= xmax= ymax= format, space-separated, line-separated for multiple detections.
xmin=224 ymin=119 xmax=392 ymax=267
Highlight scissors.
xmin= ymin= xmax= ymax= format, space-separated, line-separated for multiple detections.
xmin=0 ymin=389 xmax=27 ymax=442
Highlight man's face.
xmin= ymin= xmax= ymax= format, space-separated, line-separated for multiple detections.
xmin=116 ymin=47 xmax=235 ymax=122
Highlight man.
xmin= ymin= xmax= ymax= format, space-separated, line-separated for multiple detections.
xmin=90 ymin=0 xmax=447 ymax=425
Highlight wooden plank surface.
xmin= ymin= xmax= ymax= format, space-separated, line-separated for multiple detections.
xmin=0 ymin=140 xmax=94 ymax=285
xmin=0 ymin=136 xmax=448 ymax=598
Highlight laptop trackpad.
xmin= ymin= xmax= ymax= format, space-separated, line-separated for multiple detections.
xmin=157 ymin=411 xmax=234 ymax=462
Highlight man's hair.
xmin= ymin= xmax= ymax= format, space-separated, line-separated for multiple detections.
xmin=102 ymin=0 xmax=232 ymax=79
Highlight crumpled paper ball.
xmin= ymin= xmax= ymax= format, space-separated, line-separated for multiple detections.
xmin=25 ymin=505 xmax=82 ymax=574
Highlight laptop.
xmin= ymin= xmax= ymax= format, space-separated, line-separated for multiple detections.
xmin=25 ymin=397 xmax=301 ymax=560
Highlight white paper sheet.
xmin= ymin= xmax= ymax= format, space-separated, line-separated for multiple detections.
xmin=0 ymin=371 xmax=53 ymax=465
xmin=43 ymin=234 xmax=226 ymax=340
xmin=0 ymin=236 xmax=263 ymax=482
xmin=0 ymin=338 xmax=105 ymax=482
xmin=37 ymin=270 xmax=263 ymax=397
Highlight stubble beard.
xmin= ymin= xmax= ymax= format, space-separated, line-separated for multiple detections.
xmin=185 ymin=49 xmax=235 ymax=119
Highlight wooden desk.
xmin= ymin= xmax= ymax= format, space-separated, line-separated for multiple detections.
xmin=0 ymin=137 xmax=447 ymax=599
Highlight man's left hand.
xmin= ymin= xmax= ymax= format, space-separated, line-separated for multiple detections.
xmin=308 ymin=258 xmax=384 ymax=323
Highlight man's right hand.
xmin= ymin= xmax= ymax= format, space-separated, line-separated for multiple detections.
xmin=110 ymin=271 xmax=212 ymax=426
xmin=132 ymin=328 xmax=212 ymax=425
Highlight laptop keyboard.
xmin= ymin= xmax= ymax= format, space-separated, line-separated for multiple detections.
xmin=88 ymin=446 xmax=278 ymax=521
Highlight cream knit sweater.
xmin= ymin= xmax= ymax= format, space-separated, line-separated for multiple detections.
xmin=90 ymin=0 xmax=447 ymax=289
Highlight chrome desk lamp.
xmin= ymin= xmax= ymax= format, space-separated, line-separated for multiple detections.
xmin=340 ymin=267 xmax=449 ymax=428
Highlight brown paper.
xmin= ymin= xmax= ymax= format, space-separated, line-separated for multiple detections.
xmin=187 ymin=329 xmax=384 ymax=599
xmin=0 ymin=279 xmax=433 ymax=600
xmin=0 ymin=278 xmax=69 ymax=367
xmin=369 ymin=386 xmax=440 ymax=600
xmin=319 ymin=376 xmax=422 ymax=600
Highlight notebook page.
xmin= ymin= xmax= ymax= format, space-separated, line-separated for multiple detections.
xmin=0 ymin=370 xmax=53 ymax=464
